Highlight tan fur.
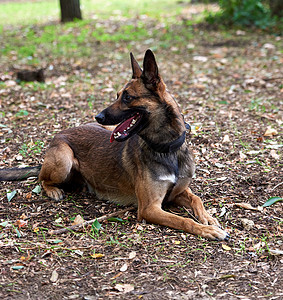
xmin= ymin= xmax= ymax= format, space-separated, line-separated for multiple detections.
xmin=38 ymin=50 xmax=228 ymax=240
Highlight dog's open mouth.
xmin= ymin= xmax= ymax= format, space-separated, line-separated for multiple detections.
xmin=110 ymin=112 xmax=142 ymax=143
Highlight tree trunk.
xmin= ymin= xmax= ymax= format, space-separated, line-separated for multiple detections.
xmin=60 ymin=0 xmax=82 ymax=23
xmin=269 ymin=0 xmax=283 ymax=17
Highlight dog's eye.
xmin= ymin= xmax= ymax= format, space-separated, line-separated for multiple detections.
xmin=122 ymin=93 xmax=132 ymax=104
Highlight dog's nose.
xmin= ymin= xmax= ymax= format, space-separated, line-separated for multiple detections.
xmin=95 ymin=112 xmax=105 ymax=124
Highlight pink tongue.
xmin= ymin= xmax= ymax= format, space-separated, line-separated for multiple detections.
xmin=110 ymin=115 xmax=137 ymax=143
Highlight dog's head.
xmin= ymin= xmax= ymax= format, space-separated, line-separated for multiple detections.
xmin=95 ymin=49 xmax=182 ymax=143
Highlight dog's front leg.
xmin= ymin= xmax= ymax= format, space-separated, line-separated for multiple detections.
xmin=135 ymin=182 xmax=228 ymax=240
xmin=172 ymin=188 xmax=221 ymax=227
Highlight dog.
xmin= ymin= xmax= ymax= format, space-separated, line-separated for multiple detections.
xmin=0 ymin=50 xmax=229 ymax=240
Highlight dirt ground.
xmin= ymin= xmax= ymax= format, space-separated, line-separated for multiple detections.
xmin=0 ymin=6 xmax=282 ymax=300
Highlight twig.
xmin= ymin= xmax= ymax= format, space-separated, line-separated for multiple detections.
xmin=271 ymin=182 xmax=283 ymax=191
xmin=182 ymin=206 xmax=200 ymax=223
xmin=49 ymin=206 xmax=135 ymax=235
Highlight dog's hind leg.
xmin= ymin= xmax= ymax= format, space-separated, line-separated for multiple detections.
xmin=39 ymin=142 xmax=78 ymax=200
xmin=171 ymin=188 xmax=221 ymax=227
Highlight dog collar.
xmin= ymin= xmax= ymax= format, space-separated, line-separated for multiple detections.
xmin=143 ymin=131 xmax=186 ymax=153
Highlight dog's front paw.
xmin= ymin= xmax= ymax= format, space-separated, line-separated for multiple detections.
xmin=197 ymin=211 xmax=221 ymax=227
xmin=44 ymin=186 xmax=64 ymax=201
xmin=200 ymin=225 xmax=229 ymax=241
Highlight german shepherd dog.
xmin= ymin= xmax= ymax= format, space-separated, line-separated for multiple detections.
xmin=0 ymin=50 xmax=229 ymax=240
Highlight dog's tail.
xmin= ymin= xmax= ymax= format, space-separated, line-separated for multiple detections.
xmin=0 ymin=165 xmax=41 ymax=181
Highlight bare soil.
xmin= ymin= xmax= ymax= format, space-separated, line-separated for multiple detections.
xmin=0 ymin=10 xmax=282 ymax=300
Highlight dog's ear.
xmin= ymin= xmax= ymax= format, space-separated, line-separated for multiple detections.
xmin=141 ymin=49 xmax=160 ymax=88
xmin=130 ymin=53 xmax=142 ymax=79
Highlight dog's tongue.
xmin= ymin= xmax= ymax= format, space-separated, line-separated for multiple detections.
xmin=110 ymin=115 xmax=137 ymax=143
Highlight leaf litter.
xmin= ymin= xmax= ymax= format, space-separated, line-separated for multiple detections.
xmin=0 ymin=2 xmax=282 ymax=300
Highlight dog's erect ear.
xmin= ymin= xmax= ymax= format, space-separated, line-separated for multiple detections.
xmin=141 ymin=49 xmax=160 ymax=87
xmin=130 ymin=52 xmax=142 ymax=79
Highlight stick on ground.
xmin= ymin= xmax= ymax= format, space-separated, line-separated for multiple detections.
xmin=49 ymin=206 xmax=136 ymax=235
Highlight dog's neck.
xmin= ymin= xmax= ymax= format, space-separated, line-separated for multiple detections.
xmin=140 ymin=130 xmax=186 ymax=153
xmin=139 ymin=93 xmax=187 ymax=153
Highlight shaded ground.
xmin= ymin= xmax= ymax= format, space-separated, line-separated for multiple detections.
xmin=0 ymin=4 xmax=282 ymax=300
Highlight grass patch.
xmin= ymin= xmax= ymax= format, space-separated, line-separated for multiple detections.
xmin=0 ymin=0 xmax=183 ymax=27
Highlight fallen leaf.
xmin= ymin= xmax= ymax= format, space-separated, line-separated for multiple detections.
xmin=234 ymin=202 xmax=262 ymax=211
xmin=114 ymin=283 xmax=134 ymax=293
xmin=128 ymin=251 xmax=136 ymax=259
xmin=15 ymin=219 xmax=28 ymax=228
xmin=215 ymin=163 xmax=226 ymax=168
xmin=91 ymin=253 xmax=104 ymax=259
xmin=54 ymin=217 xmax=63 ymax=223
xmin=32 ymin=185 xmax=41 ymax=194
xmin=240 ymin=218 xmax=254 ymax=230
xmin=219 ymin=206 xmax=227 ymax=217
xmin=263 ymin=43 xmax=275 ymax=49
xmin=193 ymin=56 xmax=208 ymax=62
xmin=50 ymin=270 xmax=59 ymax=283
xmin=120 ymin=263 xmax=128 ymax=272
xmin=270 ymin=150 xmax=279 ymax=159
xmin=25 ymin=192 xmax=32 ymax=199
xmin=222 ymin=134 xmax=230 ymax=144
xmin=72 ymin=215 xmax=84 ymax=226
xmin=262 ymin=196 xmax=283 ymax=207
xmin=11 ymin=265 xmax=24 ymax=270
xmin=264 ymin=127 xmax=278 ymax=137
xmin=222 ymin=244 xmax=231 ymax=251
xmin=74 ymin=250 xmax=83 ymax=256
xmin=0 ymin=221 xmax=9 ymax=227
xmin=7 ymin=190 xmax=17 ymax=202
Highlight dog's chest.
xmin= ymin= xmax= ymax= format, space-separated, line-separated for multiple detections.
xmin=158 ymin=173 xmax=177 ymax=184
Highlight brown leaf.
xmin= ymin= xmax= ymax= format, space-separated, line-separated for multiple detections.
xmin=234 ymin=202 xmax=262 ymax=211
xmin=264 ymin=127 xmax=278 ymax=137
xmin=72 ymin=215 xmax=84 ymax=226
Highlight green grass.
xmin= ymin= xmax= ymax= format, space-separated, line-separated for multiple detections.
xmin=0 ymin=0 xmax=202 ymax=62
xmin=0 ymin=0 xmax=183 ymax=26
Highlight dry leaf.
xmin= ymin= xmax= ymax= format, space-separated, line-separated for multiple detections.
xmin=91 ymin=253 xmax=104 ymax=259
xmin=222 ymin=244 xmax=231 ymax=251
xmin=15 ymin=220 xmax=28 ymax=228
xmin=240 ymin=218 xmax=254 ymax=230
xmin=72 ymin=215 xmax=84 ymax=226
xmin=50 ymin=270 xmax=59 ymax=283
xmin=114 ymin=284 xmax=134 ymax=293
xmin=234 ymin=202 xmax=261 ymax=211
xmin=120 ymin=263 xmax=128 ymax=272
xmin=270 ymin=150 xmax=279 ymax=160
xmin=222 ymin=134 xmax=231 ymax=144
xmin=264 ymin=127 xmax=278 ymax=137
xmin=128 ymin=251 xmax=136 ymax=259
